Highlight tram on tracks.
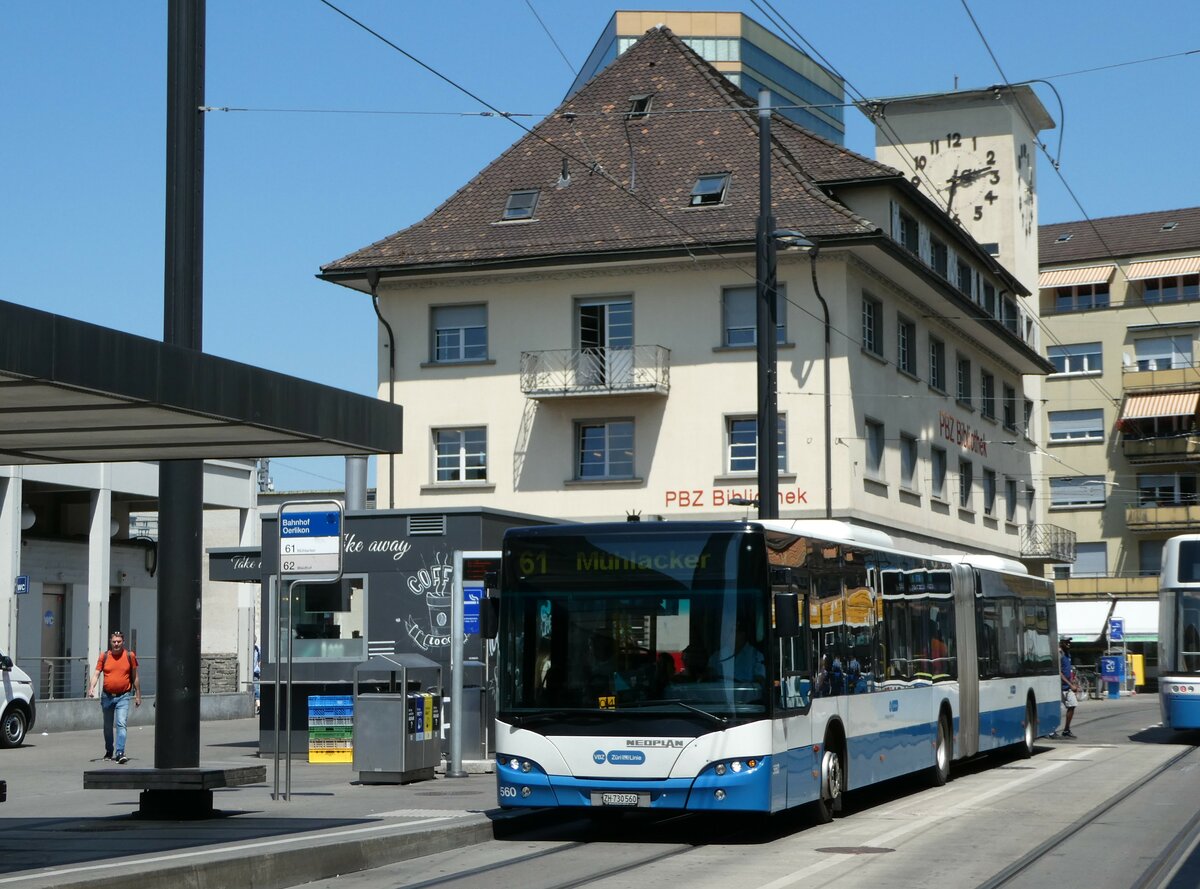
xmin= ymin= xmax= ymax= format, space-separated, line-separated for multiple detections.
xmin=1158 ymin=534 xmax=1200 ymax=730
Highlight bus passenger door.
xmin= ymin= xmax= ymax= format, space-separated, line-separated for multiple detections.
xmin=777 ymin=629 xmax=816 ymax=809
xmin=953 ymin=564 xmax=979 ymax=758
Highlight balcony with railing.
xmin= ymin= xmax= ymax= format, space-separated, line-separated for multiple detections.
xmin=1053 ymin=574 xmax=1160 ymax=598
xmin=1123 ymin=434 xmax=1200 ymax=463
xmin=520 ymin=345 xmax=670 ymax=399
xmin=1126 ymin=502 xmax=1200 ymax=533
xmin=1121 ymin=364 xmax=1200 ymax=392
xmin=1020 ymin=523 xmax=1076 ymax=564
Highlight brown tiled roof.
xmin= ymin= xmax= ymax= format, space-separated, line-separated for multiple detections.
xmin=1040 ymin=206 xmax=1200 ymax=265
xmin=321 ymin=27 xmax=899 ymax=278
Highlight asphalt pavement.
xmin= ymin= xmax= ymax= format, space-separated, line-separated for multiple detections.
xmin=0 ymin=715 xmax=524 ymax=889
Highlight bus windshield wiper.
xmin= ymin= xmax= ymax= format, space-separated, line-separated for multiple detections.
xmin=510 ymin=709 xmax=602 ymax=727
xmin=623 ymin=699 xmax=728 ymax=727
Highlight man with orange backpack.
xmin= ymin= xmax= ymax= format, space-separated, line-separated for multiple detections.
xmin=85 ymin=630 xmax=142 ymax=763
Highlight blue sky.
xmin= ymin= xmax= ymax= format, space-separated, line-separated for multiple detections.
xmin=3 ymin=1 xmax=1197 ymax=491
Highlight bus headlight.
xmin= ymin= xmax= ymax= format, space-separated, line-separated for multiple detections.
xmin=714 ymin=763 xmax=726 ymax=776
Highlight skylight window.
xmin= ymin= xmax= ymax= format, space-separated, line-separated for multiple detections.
xmin=1162 ymin=222 xmax=1179 ymax=231
xmin=690 ymin=173 xmax=730 ymax=207
xmin=503 ymin=189 xmax=540 ymax=221
xmin=1055 ymin=233 xmax=1073 ymax=243
xmin=627 ymin=94 xmax=653 ymax=119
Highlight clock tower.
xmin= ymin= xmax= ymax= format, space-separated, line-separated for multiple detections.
xmin=867 ymin=85 xmax=1054 ymax=294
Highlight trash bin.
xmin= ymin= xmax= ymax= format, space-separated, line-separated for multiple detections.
xmin=353 ymin=654 xmax=442 ymax=784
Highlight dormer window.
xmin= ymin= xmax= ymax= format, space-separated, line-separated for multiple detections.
xmin=503 ymin=189 xmax=540 ymax=221
xmin=690 ymin=173 xmax=730 ymax=207
xmin=627 ymin=94 xmax=653 ymax=119
xmin=1055 ymin=233 xmax=1073 ymax=243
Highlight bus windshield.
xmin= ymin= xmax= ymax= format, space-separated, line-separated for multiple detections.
xmin=1178 ymin=591 xmax=1200 ymax=673
xmin=497 ymin=528 xmax=770 ymax=721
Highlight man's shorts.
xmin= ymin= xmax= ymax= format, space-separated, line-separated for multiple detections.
xmin=1062 ymin=689 xmax=1078 ymax=708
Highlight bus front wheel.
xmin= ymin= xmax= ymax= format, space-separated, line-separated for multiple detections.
xmin=929 ymin=713 xmax=952 ymax=786
xmin=1019 ymin=699 xmax=1037 ymax=759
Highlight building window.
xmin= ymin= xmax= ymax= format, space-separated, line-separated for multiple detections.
xmin=434 ymin=427 xmax=487 ymax=482
xmin=862 ymin=294 xmax=884 ymax=356
xmin=1139 ymin=540 xmax=1165 ymax=576
xmin=727 ymin=415 xmax=787 ymax=473
xmin=900 ymin=433 xmax=918 ymax=491
xmin=1144 ymin=274 xmax=1200 ymax=305
xmin=1051 ymin=475 xmax=1106 ymax=508
xmin=432 ymin=304 xmax=487 ymax=362
xmin=959 ymin=458 xmax=974 ymax=508
xmin=1137 ymin=472 xmax=1199 ymax=507
xmin=956 ymin=355 xmax=972 ymax=405
xmin=929 ymin=337 xmax=946 ymax=391
xmin=1063 ymin=542 xmax=1108 ymax=578
xmin=722 ymin=285 xmax=785 ymax=346
xmin=627 ymin=94 xmax=653 ymax=119
xmin=897 ymin=315 xmax=916 ymax=375
xmin=983 ymin=468 xmax=997 ymax=515
xmin=1023 ymin=399 xmax=1034 ymax=438
xmin=983 ymin=282 xmax=997 ymax=318
xmin=1049 ymin=342 xmax=1103 ymax=375
xmin=1055 ymin=282 xmax=1109 ymax=312
xmin=1005 ymin=477 xmax=1018 ymax=522
xmin=898 ymin=209 xmax=919 ymax=254
xmin=1048 ymin=408 xmax=1104 ymax=442
xmin=980 ymin=370 xmax=995 ymax=419
xmin=503 ymin=189 xmax=540 ymax=220
xmin=930 ymin=237 xmax=948 ymax=278
xmin=931 ymin=446 xmax=947 ymax=500
xmin=1134 ymin=335 xmax=1193 ymax=371
xmin=865 ymin=418 xmax=885 ymax=480
xmin=576 ymin=420 xmax=634 ymax=480
xmin=956 ymin=258 xmax=973 ymax=296
xmin=1002 ymin=383 xmax=1017 ymax=430
xmin=690 ymin=173 xmax=730 ymax=206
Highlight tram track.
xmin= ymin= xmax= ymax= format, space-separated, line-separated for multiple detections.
xmin=973 ymin=745 xmax=1200 ymax=889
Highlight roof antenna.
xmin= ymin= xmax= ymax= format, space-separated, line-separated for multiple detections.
xmin=556 ymin=157 xmax=571 ymax=189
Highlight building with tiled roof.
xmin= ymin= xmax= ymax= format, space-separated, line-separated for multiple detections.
xmin=320 ymin=26 xmax=1056 ymax=562
xmin=1038 ymin=206 xmax=1200 ymax=671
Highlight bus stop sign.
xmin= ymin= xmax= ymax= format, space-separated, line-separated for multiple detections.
xmin=1109 ymin=617 xmax=1124 ymax=642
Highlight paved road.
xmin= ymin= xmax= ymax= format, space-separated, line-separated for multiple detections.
xmin=300 ymin=695 xmax=1200 ymax=889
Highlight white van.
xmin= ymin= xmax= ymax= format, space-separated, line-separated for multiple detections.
xmin=0 ymin=652 xmax=35 ymax=747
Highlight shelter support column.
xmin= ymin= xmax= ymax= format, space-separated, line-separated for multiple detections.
xmin=87 ymin=473 xmax=113 ymax=670
xmin=0 ymin=474 xmax=21 ymax=654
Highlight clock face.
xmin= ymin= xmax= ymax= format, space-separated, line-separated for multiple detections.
xmin=909 ymin=132 xmax=1002 ymax=225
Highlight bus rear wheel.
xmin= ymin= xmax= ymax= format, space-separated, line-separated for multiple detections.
xmin=929 ymin=713 xmax=951 ymax=787
xmin=812 ymin=744 xmax=844 ymax=824
xmin=1019 ymin=699 xmax=1037 ymax=759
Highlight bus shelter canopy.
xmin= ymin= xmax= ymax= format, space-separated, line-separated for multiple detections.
xmin=0 ymin=299 xmax=401 ymax=464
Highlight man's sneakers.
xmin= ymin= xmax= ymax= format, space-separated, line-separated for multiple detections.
xmin=1061 ymin=730 xmax=1075 ymax=738
xmin=115 ymin=755 xmax=130 ymax=764
xmin=102 ymin=753 xmax=114 ymax=761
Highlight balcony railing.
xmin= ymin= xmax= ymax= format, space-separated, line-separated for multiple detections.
xmin=1019 ymin=523 xmax=1076 ymax=563
xmin=1126 ymin=503 xmax=1200 ymax=533
xmin=1054 ymin=575 xmax=1160 ymax=598
xmin=1121 ymin=364 xmax=1200 ymax=391
xmin=1123 ymin=435 xmax=1200 ymax=462
xmin=521 ymin=345 xmax=670 ymax=398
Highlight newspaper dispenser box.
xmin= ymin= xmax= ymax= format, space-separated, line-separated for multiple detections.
xmin=353 ymin=654 xmax=442 ymax=784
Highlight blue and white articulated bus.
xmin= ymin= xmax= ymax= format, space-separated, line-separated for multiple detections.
xmin=1158 ymin=534 xmax=1200 ymax=730
xmin=483 ymin=520 xmax=1060 ymax=820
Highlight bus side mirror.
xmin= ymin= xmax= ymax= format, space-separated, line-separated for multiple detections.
xmin=0 ymin=654 xmax=11 ymax=671
xmin=479 ymin=597 xmax=500 ymax=640
xmin=774 ymin=591 xmax=800 ymax=637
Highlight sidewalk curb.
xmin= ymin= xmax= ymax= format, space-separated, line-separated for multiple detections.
xmin=11 ymin=815 xmax=501 ymax=889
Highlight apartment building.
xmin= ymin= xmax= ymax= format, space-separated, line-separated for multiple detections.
xmin=319 ymin=27 xmax=1065 ymax=568
xmin=1039 ymin=207 xmax=1200 ymax=670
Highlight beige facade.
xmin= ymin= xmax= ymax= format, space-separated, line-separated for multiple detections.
xmin=373 ymin=224 xmax=1050 ymax=561
xmin=1039 ymin=217 xmax=1200 ymax=594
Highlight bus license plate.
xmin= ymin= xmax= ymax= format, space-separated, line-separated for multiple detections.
xmin=598 ymin=792 xmax=641 ymax=807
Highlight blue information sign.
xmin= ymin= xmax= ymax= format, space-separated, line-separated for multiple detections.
xmin=14 ymin=575 xmax=30 ymax=595
xmin=463 ymin=582 xmax=482 ymax=635
xmin=1109 ymin=617 xmax=1124 ymax=642
xmin=280 ymin=511 xmax=341 ymax=538
xmin=1099 ymin=656 xmax=1124 ymax=681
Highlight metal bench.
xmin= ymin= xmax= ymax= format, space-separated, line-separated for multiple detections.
xmin=84 ymin=765 xmax=266 ymax=818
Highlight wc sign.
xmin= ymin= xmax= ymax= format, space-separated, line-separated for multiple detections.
xmin=14 ymin=575 xmax=30 ymax=595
